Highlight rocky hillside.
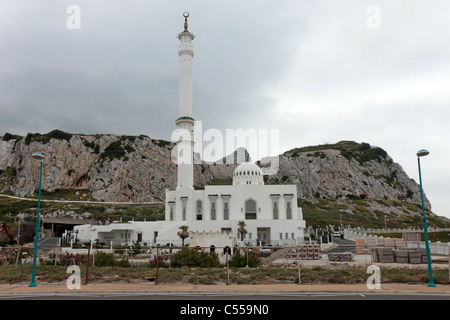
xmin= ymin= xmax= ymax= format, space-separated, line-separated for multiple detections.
xmin=1 ymin=130 xmax=178 ymax=202
xmin=265 ymin=141 xmax=431 ymax=210
xmin=0 ymin=131 xmax=431 ymax=212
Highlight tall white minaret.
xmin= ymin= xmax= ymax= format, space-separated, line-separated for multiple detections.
xmin=175 ymin=12 xmax=195 ymax=189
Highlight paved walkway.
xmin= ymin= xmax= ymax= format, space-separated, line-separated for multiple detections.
xmin=1 ymin=283 xmax=449 ymax=295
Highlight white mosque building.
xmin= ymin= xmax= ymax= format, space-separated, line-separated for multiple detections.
xmin=74 ymin=14 xmax=305 ymax=247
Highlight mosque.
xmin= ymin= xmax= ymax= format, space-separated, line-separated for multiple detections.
xmin=74 ymin=14 xmax=305 ymax=247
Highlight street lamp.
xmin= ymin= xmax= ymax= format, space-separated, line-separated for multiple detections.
xmin=416 ymin=149 xmax=436 ymax=288
xmin=29 ymin=152 xmax=44 ymax=287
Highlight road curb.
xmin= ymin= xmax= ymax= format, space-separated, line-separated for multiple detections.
xmin=1 ymin=283 xmax=450 ymax=296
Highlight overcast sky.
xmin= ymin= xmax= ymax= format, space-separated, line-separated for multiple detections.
xmin=1 ymin=1 xmax=449 ymax=218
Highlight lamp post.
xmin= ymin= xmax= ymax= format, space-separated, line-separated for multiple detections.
xmin=417 ymin=149 xmax=436 ymax=287
xmin=29 ymin=152 xmax=44 ymax=287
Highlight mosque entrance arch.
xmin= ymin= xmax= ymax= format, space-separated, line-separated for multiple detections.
xmin=245 ymin=198 xmax=257 ymax=219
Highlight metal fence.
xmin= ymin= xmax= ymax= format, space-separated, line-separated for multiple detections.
xmin=2 ymin=242 xmax=329 ymax=286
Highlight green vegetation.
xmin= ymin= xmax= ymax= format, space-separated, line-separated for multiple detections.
xmin=285 ymin=141 xmax=388 ymax=164
xmin=170 ymin=248 xmax=221 ymax=268
xmin=300 ymin=197 xmax=450 ymax=229
xmin=0 ymin=194 xmax=165 ymax=233
xmin=99 ymin=136 xmax=138 ymax=162
xmin=0 ymin=167 xmax=17 ymax=179
xmin=263 ymin=175 xmax=280 ymax=185
xmin=153 ymin=139 xmax=172 ymax=148
xmin=228 ymin=249 xmax=261 ymax=268
xmin=82 ymin=138 xmax=100 ymax=154
xmin=0 ymin=197 xmax=40 ymax=218
xmin=93 ymin=251 xmax=129 ymax=267
xmin=209 ymin=178 xmax=233 ymax=185
xmin=100 ymin=140 xmax=127 ymax=161
xmin=39 ymin=188 xmax=96 ymax=201
xmin=307 ymin=151 xmax=326 ymax=159
xmin=1 ymin=264 xmax=448 ymax=285
xmin=2 ymin=133 xmax=23 ymax=142
xmin=24 ymin=130 xmax=73 ymax=145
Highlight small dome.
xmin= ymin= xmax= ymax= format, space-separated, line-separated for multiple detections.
xmin=232 ymin=162 xmax=264 ymax=186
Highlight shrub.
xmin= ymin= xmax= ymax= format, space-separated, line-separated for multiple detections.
xmin=100 ymin=140 xmax=126 ymax=161
xmin=2 ymin=133 xmax=22 ymax=141
xmin=93 ymin=251 xmax=116 ymax=267
xmin=59 ymin=252 xmax=88 ymax=266
xmin=113 ymin=245 xmax=126 ymax=255
xmin=229 ymin=249 xmax=261 ymax=268
xmin=149 ymin=254 xmax=169 ymax=268
xmin=170 ymin=248 xmax=221 ymax=268
xmin=130 ymin=241 xmax=145 ymax=255
xmin=24 ymin=130 xmax=72 ymax=145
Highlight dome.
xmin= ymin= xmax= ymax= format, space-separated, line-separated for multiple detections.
xmin=232 ymin=162 xmax=264 ymax=186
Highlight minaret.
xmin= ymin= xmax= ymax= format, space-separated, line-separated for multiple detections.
xmin=175 ymin=12 xmax=195 ymax=189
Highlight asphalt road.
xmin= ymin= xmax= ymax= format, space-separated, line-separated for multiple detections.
xmin=3 ymin=292 xmax=440 ymax=320
xmin=1 ymin=291 xmax=449 ymax=300
xmin=37 ymin=237 xmax=59 ymax=252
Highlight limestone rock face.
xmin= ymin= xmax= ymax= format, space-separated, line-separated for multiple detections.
xmin=267 ymin=142 xmax=431 ymax=210
xmin=0 ymin=133 xmax=178 ymax=202
xmin=0 ymin=134 xmax=430 ymax=210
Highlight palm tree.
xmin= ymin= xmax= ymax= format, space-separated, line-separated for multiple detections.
xmin=237 ymin=221 xmax=247 ymax=242
xmin=177 ymin=225 xmax=189 ymax=247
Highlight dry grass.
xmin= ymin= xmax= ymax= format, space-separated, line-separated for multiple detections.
xmin=2 ymin=264 xmax=449 ymax=286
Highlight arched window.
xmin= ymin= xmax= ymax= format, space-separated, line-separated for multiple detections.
xmin=245 ymin=199 xmax=257 ymax=219
xmin=211 ymin=201 xmax=216 ymax=220
xmin=196 ymin=199 xmax=202 ymax=220
xmin=223 ymin=201 xmax=229 ymax=220
xmin=273 ymin=200 xmax=278 ymax=219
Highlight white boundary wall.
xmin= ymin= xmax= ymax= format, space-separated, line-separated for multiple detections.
xmin=344 ymin=230 xmax=450 ymax=255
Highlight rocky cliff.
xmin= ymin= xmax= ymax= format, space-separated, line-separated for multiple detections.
xmin=0 ymin=131 xmax=179 ymax=202
xmin=0 ymin=131 xmax=431 ymax=210
xmin=264 ymin=141 xmax=431 ymax=209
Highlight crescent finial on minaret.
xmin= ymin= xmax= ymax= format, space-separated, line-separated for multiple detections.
xmin=183 ymin=12 xmax=189 ymax=31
